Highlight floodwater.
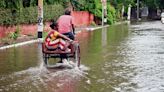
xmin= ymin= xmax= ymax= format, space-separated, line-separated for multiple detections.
xmin=0 ymin=21 xmax=164 ymax=92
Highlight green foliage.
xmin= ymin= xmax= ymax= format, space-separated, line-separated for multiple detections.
xmin=141 ymin=0 xmax=163 ymax=9
xmin=0 ymin=0 xmax=6 ymax=8
xmin=0 ymin=8 xmax=12 ymax=25
xmin=29 ymin=0 xmax=37 ymax=6
xmin=93 ymin=0 xmax=116 ymax=25
xmin=9 ymin=26 xmax=21 ymax=40
xmin=0 ymin=4 xmax=64 ymax=25
xmin=44 ymin=4 xmax=64 ymax=21
xmin=94 ymin=3 xmax=101 ymax=18
xmin=43 ymin=31 xmax=49 ymax=39
xmin=90 ymin=21 xmax=97 ymax=26
xmin=159 ymin=0 xmax=164 ymax=9
xmin=0 ymin=37 xmax=11 ymax=45
xmin=108 ymin=0 xmax=135 ymax=7
xmin=70 ymin=0 xmax=117 ymax=24
xmin=45 ymin=0 xmax=56 ymax=5
xmin=107 ymin=5 xmax=116 ymax=24
xmin=115 ymin=9 xmax=121 ymax=21
xmin=0 ymin=0 xmax=23 ymax=9
xmin=107 ymin=0 xmax=135 ymax=20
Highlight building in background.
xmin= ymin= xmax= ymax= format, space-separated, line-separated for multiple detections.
xmin=141 ymin=6 xmax=149 ymax=20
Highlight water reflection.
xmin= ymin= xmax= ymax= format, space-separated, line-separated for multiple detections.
xmin=0 ymin=44 xmax=38 ymax=74
xmin=101 ymin=27 xmax=107 ymax=47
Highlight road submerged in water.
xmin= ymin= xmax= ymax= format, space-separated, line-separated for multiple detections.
xmin=0 ymin=21 xmax=164 ymax=92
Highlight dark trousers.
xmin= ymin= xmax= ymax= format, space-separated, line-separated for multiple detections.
xmin=63 ymin=32 xmax=75 ymax=40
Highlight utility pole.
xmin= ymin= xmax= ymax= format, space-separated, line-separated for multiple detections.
xmin=38 ymin=0 xmax=43 ymax=39
xmin=101 ymin=0 xmax=107 ymax=26
xmin=102 ymin=0 xmax=104 ymax=26
xmin=127 ymin=4 xmax=131 ymax=20
xmin=137 ymin=0 xmax=139 ymax=20
xmin=122 ymin=5 xmax=125 ymax=20
xmin=104 ymin=1 xmax=107 ymax=24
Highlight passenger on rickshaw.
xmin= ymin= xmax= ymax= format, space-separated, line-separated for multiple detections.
xmin=45 ymin=22 xmax=73 ymax=52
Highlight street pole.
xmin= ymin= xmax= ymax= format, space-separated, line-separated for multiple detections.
xmin=122 ymin=5 xmax=125 ymax=20
xmin=38 ymin=0 xmax=43 ymax=39
xmin=101 ymin=0 xmax=107 ymax=26
xmin=127 ymin=4 xmax=131 ymax=20
xmin=137 ymin=0 xmax=139 ymax=20
xmin=37 ymin=0 xmax=43 ymax=62
xmin=102 ymin=2 xmax=104 ymax=26
xmin=104 ymin=1 xmax=107 ymax=24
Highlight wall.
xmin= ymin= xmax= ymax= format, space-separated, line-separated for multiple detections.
xmin=71 ymin=11 xmax=94 ymax=27
xmin=0 ymin=24 xmax=37 ymax=38
xmin=0 ymin=11 xmax=94 ymax=38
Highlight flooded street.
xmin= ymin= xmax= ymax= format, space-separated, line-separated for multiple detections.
xmin=0 ymin=21 xmax=164 ymax=92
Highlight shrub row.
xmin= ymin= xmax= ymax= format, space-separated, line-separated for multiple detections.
xmin=0 ymin=4 xmax=64 ymax=25
xmin=107 ymin=4 xmax=116 ymax=24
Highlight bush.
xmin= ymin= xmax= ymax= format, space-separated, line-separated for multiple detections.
xmin=0 ymin=8 xmax=12 ymax=25
xmin=90 ymin=21 xmax=97 ymax=26
xmin=107 ymin=4 xmax=116 ymax=24
xmin=44 ymin=4 xmax=64 ymax=21
xmin=92 ymin=3 xmax=116 ymax=25
xmin=0 ymin=4 xmax=64 ymax=25
xmin=9 ymin=26 xmax=21 ymax=40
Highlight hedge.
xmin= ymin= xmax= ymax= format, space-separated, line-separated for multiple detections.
xmin=107 ymin=4 xmax=116 ymax=24
xmin=0 ymin=4 xmax=64 ymax=25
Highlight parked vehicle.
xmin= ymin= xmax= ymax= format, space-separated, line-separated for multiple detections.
xmin=161 ymin=12 xmax=164 ymax=24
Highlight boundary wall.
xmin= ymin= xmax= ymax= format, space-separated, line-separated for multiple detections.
xmin=0 ymin=11 xmax=94 ymax=38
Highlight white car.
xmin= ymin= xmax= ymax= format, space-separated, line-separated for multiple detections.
xmin=161 ymin=12 xmax=164 ymax=24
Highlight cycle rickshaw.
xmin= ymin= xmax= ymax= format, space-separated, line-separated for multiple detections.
xmin=42 ymin=40 xmax=80 ymax=68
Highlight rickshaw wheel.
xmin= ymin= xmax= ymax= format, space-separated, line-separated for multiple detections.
xmin=43 ymin=53 xmax=48 ymax=66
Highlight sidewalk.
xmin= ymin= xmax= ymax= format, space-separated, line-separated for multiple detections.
xmin=75 ymin=25 xmax=109 ymax=32
xmin=75 ymin=21 xmax=128 ymax=32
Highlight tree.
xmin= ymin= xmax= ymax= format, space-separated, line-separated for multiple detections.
xmin=158 ymin=0 xmax=164 ymax=9
xmin=70 ymin=0 xmax=117 ymax=24
xmin=141 ymin=0 xmax=164 ymax=9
